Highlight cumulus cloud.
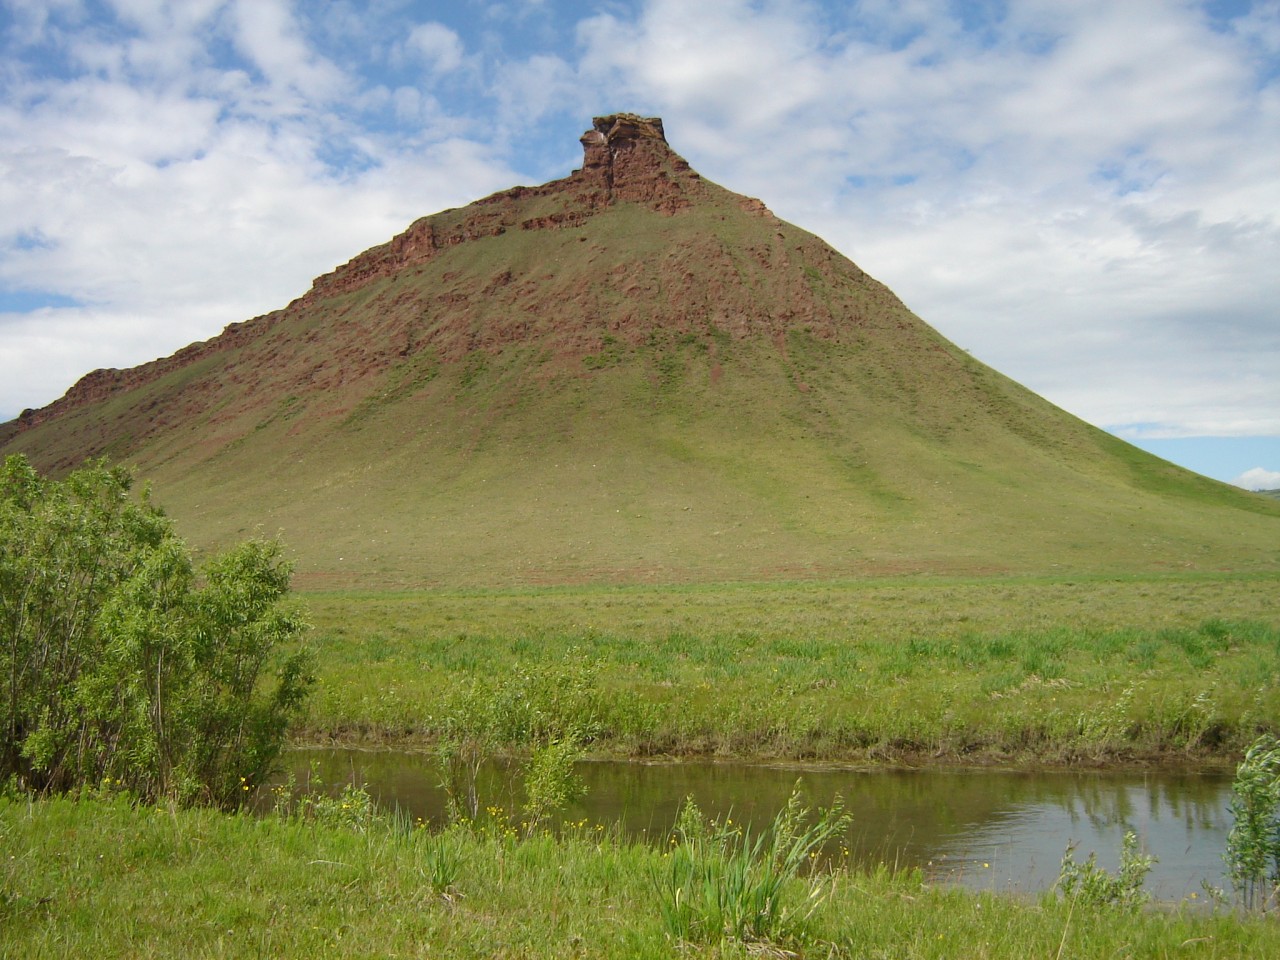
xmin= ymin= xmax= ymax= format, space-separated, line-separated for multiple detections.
xmin=0 ymin=0 xmax=519 ymax=413
xmin=227 ymin=0 xmax=346 ymax=105
xmin=1233 ymin=467 xmax=1280 ymax=491
xmin=492 ymin=53 xmax=581 ymax=128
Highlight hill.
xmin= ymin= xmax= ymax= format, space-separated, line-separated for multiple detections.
xmin=3 ymin=114 xmax=1278 ymax=587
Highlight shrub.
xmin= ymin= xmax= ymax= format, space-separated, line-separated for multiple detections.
xmin=0 ymin=455 xmax=312 ymax=808
xmin=1224 ymin=734 xmax=1280 ymax=911
xmin=1053 ymin=830 xmax=1154 ymax=910
xmin=522 ymin=734 xmax=586 ymax=835
xmin=436 ymin=655 xmax=600 ymax=823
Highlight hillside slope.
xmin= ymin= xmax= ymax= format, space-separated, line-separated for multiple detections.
xmin=4 ymin=114 xmax=1278 ymax=587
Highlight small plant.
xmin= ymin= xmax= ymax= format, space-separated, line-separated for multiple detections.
xmin=1054 ymin=830 xmax=1154 ymax=909
xmin=1076 ymin=683 xmax=1138 ymax=752
xmin=436 ymin=656 xmax=600 ymax=825
xmin=306 ymin=781 xmax=377 ymax=831
xmin=652 ymin=788 xmax=849 ymax=948
xmin=421 ymin=830 xmax=464 ymax=895
xmin=522 ymin=734 xmax=586 ymax=836
xmin=270 ymin=763 xmax=379 ymax=832
xmin=1224 ymin=734 xmax=1280 ymax=911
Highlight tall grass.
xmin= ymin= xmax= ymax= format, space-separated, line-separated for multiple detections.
xmin=294 ymin=575 xmax=1280 ymax=762
xmin=653 ymin=790 xmax=849 ymax=947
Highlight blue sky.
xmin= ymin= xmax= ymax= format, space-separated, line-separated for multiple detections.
xmin=1 ymin=0 xmax=1278 ymax=489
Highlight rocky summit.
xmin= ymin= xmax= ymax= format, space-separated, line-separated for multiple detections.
xmin=4 ymin=114 xmax=1278 ymax=588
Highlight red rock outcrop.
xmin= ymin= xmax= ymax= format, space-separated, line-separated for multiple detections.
xmin=302 ymin=114 xmax=728 ymax=304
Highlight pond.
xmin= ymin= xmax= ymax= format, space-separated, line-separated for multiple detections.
xmin=283 ymin=749 xmax=1234 ymax=904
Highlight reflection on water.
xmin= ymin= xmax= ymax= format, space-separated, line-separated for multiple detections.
xmin=282 ymin=749 xmax=1232 ymax=902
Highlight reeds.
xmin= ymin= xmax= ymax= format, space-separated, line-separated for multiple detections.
xmin=652 ymin=790 xmax=849 ymax=946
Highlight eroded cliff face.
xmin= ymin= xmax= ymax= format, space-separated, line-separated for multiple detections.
xmin=576 ymin=114 xmax=696 ymax=208
xmin=4 ymin=312 xmax=282 ymax=437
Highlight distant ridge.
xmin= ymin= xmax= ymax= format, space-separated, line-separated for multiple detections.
xmin=4 ymin=114 xmax=1279 ymax=587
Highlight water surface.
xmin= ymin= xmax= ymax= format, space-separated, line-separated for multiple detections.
xmin=285 ymin=749 xmax=1232 ymax=902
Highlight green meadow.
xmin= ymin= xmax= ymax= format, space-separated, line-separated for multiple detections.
xmin=299 ymin=571 xmax=1280 ymax=763
xmin=7 ymin=477 xmax=1280 ymax=957
xmin=7 ymin=792 xmax=1280 ymax=959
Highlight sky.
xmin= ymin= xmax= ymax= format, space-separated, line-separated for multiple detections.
xmin=1 ymin=0 xmax=1278 ymax=490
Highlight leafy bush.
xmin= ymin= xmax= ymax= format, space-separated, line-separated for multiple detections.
xmin=0 ymin=455 xmax=312 ymax=808
xmin=436 ymin=655 xmax=600 ymax=823
xmin=1225 ymin=734 xmax=1280 ymax=911
xmin=522 ymin=734 xmax=586 ymax=835
xmin=1053 ymin=830 xmax=1154 ymax=909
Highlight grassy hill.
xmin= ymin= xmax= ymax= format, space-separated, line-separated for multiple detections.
xmin=4 ymin=115 xmax=1278 ymax=588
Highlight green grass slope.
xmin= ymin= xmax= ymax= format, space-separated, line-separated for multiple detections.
xmin=4 ymin=122 xmax=1278 ymax=588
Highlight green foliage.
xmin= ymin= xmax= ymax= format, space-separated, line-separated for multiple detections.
xmin=522 ymin=734 xmax=586 ymax=835
xmin=1225 ymin=734 xmax=1280 ymax=911
xmin=1053 ymin=830 xmax=1154 ymax=910
xmin=420 ymin=828 xmax=466 ymax=894
xmin=436 ymin=655 xmax=600 ymax=824
xmin=652 ymin=789 xmax=849 ymax=947
xmin=269 ymin=763 xmax=380 ymax=832
xmin=301 ymin=578 xmax=1280 ymax=765
xmin=0 ymin=454 xmax=312 ymax=808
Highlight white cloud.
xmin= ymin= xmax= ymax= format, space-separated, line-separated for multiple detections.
xmin=1232 ymin=467 xmax=1280 ymax=491
xmin=579 ymin=0 xmax=829 ymax=131
xmin=0 ymin=116 xmax=520 ymax=414
xmin=1233 ymin=1 xmax=1280 ymax=55
xmin=227 ymin=0 xmax=345 ymax=105
xmin=2 ymin=0 xmax=83 ymax=45
xmin=0 ymin=0 xmax=520 ymax=416
xmin=406 ymin=22 xmax=465 ymax=75
xmin=492 ymin=53 xmax=580 ymax=127
xmin=0 ymin=305 xmax=234 ymax=413
xmin=106 ymin=0 xmax=224 ymax=36
xmin=0 ymin=100 xmax=520 ymax=384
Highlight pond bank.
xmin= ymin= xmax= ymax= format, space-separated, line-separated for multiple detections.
xmin=299 ymin=614 xmax=1280 ymax=771
xmin=290 ymin=726 xmax=1247 ymax=771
